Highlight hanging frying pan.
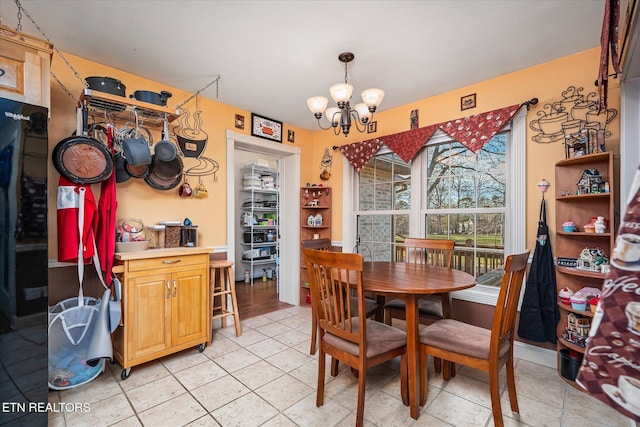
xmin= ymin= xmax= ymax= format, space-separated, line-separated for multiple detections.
xmin=52 ymin=105 xmax=113 ymax=184
xmin=151 ymin=154 xmax=183 ymax=180
xmin=144 ymin=170 xmax=182 ymax=191
xmin=114 ymin=152 xmax=131 ymax=183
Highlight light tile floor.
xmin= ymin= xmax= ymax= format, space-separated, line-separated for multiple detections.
xmin=42 ymin=305 xmax=635 ymax=427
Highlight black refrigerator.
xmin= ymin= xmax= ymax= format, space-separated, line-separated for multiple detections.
xmin=0 ymin=97 xmax=48 ymax=426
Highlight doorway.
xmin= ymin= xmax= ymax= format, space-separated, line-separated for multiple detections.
xmin=225 ymin=130 xmax=301 ymax=311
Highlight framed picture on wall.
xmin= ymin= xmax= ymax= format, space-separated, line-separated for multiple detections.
xmin=461 ymin=93 xmax=476 ymax=111
xmin=235 ymin=114 xmax=245 ymax=130
xmin=287 ymin=129 xmax=295 ymax=143
xmin=367 ymin=121 xmax=377 ymax=133
xmin=251 ymin=113 xmax=282 ymax=142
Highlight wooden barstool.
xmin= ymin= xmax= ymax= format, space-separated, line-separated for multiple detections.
xmin=209 ymin=260 xmax=242 ymax=338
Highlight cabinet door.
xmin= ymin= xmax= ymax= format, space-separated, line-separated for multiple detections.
xmin=126 ymin=273 xmax=172 ymax=360
xmin=171 ymin=268 xmax=208 ymax=346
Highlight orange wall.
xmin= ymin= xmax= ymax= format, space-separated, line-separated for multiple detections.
xmin=48 ymin=47 xmax=619 ymax=258
xmin=48 ymin=53 xmax=313 ymax=257
xmin=310 ymin=47 xmax=620 ymax=250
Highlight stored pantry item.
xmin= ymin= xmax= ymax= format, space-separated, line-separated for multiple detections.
xmin=115 ymin=240 xmax=151 ymax=253
xmin=165 ymin=225 xmax=181 ymax=248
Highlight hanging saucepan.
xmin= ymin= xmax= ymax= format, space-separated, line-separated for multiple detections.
xmin=130 ymin=90 xmax=172 ymax=106
xmin=154 ymin=114 xmax=177 ymax=162
xmin=114 ymin=152 xmax=131 ymax=183
xmin=151 ymin=154 xmax=183 ymax=180
xmin=52 ymin=104 xmax=113 ymax=184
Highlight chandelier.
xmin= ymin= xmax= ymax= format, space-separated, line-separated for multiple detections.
xmin=306 ymin=52 xmax=384 ymax=136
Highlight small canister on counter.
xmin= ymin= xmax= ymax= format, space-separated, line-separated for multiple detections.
xmin=165 ymin=225 xmax=182 ymax=248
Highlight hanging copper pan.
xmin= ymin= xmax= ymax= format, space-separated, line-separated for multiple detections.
xmin=52 ymin=106 xmax=113 ymax=184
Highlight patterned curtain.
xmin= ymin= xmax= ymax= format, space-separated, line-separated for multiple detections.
xmin=337 ymin=104 xmax=523 ymax=171
xmin=338 ymin=139 xmax=384 ymax=172
xmin=598 ymin=0 xmax=622 ymax=110
xmin=379 ymin=125 xmax=439 ymax=163
xmin=437 ymin=104 xmax=522 ymax=153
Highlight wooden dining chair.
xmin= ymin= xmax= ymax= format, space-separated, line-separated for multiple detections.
xmin=418 ymin=250 xmax=530 ymax=427
xmin=304 ymin=248 xmax=408 ymax=427
xmin=384 ymin=238 xmax=455 ymax=374
xmin=303 ymin=239 xmax=378 ymax=355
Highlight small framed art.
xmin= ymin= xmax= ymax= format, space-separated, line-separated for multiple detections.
xmin=287 ymin=129 xmax=295 ymax=143
xmin=235 ymin=114 xmax=245 ymax=130
xmin=461 ymin=93 xmax=476 ymax=111
xmin=367 ymin=121 xmax=377 ymax=133
xmin=251 ymin=113 xmax=282 ymax=142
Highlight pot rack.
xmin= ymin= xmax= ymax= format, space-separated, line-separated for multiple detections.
xmin=79 ymin=88 xmax=180 ymax=126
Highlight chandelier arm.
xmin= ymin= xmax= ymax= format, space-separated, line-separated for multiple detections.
xmin=315 ymin=117 xmax=333 ymax=131
xmin=351 ymin=110 xmax=368 ymax=133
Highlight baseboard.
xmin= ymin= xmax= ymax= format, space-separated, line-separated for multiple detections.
xmin=514 ymin=341 xmax=557 ymax=369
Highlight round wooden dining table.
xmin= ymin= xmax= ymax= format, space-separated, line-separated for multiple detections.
xmin=363 ymin=261 xmax=476 ymax=419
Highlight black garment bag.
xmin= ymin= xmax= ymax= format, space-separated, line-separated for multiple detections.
xmin=517 ymin=198 xmax=560 ymax=343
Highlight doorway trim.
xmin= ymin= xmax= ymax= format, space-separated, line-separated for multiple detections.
xmin=226 ymin=130 xmax=301 ymax=306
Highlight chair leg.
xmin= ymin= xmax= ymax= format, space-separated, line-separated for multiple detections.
xmin=401 ymin=354 xmax=409 ymax=406
xmin=226 ymin=267 xmax=242 ymax=337
xmin=331 ymin=357 xmax=339 ymax=377
xmin=489 ymin=365 xmax=504 ymax=427
xmin=434 ymin=356 xmax=441 ymax=374
xmin=317 ymin=349 xmax=326 ymax=407
xmin=217 ymin=268 xmax=227 ymax=328
xmin=419 ymin=352 xmax=427 ymax=406
xmin=383 ymin=308 xmax=392 ymax=325
xmin=355 ymin=365 xmax=367 ymax=427
xmin=506 ymin=355 xmax=519 ymax=413
xmin=443 ymin=360 xmax=452 ymax=381
xmin=309 ymin=305 xmax=318 ymax=355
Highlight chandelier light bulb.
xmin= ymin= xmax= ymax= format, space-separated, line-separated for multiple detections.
xmin=361 ymin=88 xmax=385 ymax=109
xmin=306 ymin=96 xmax=329 ymax=116
xmin=325 ymin=107 xmax=341 ymax=126
xmin=329 ymin=83 xmax=354 ymax=104
xmin=354 ymin=103 xmax=371 ymax=124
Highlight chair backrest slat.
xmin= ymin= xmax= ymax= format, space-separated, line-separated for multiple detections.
xmin=304 ymin=248 xmax=365 ymax=346
xmin=490 ymin=251 xmax=530 ymax=354
xmin=403 ymin=238 xmax=454 ymax=268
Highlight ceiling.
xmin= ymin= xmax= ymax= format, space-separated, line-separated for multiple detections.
xmin=1 ymin=0 xmax=606 ymax=131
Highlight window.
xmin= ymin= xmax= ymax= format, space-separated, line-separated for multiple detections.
xmin=423 ymin=133 xmax=507 ymax=287
xmin=355 ymin=152 xmax=411 ymax=261
xmin=345 ymin=109 xmax=526 ymax=305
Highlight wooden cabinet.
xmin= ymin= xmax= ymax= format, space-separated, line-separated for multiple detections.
xmin=554 ymin=152 xmax=615 ymax=388
xmin=112 ymin=248 xmax=211 ymax=379
xmin=299 ymin=186 xmax=332 ymax=305
xmin=0 ymin=25 xmax=52 ymax=108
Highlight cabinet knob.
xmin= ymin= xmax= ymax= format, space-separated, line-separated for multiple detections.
xmin=173 ymin=280 xmax=177 ymax=297
xmin=163 ymin=259 xmax=182 ymax=264
xmin=166 ymin=281 xmax=171 ymax=299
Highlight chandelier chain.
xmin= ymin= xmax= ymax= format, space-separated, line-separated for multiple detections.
xmin=13 ymin=0 xmax=88 ymax=93
xmin=177 ymin=75 xmax=220 ymax=110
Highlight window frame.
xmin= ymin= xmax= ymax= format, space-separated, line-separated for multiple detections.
xmin=343 ymin=107 xmax=527 ymax=306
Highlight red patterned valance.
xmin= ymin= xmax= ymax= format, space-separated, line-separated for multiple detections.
xmin=380 ymin=125 xmax=439 ymax=163
xmin=337 ymin=104 xmax=524 ymax=171
xmin=338 ymin=139 xmax=384 ymax=172
xmin=438 ymin=104 xmax=522 ymax=153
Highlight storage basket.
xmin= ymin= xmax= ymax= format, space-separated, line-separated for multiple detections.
xmin=559 ymin=348 xmax=583 ymax=381
xmin=48 ymin=297 xmax=105 ymax=390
